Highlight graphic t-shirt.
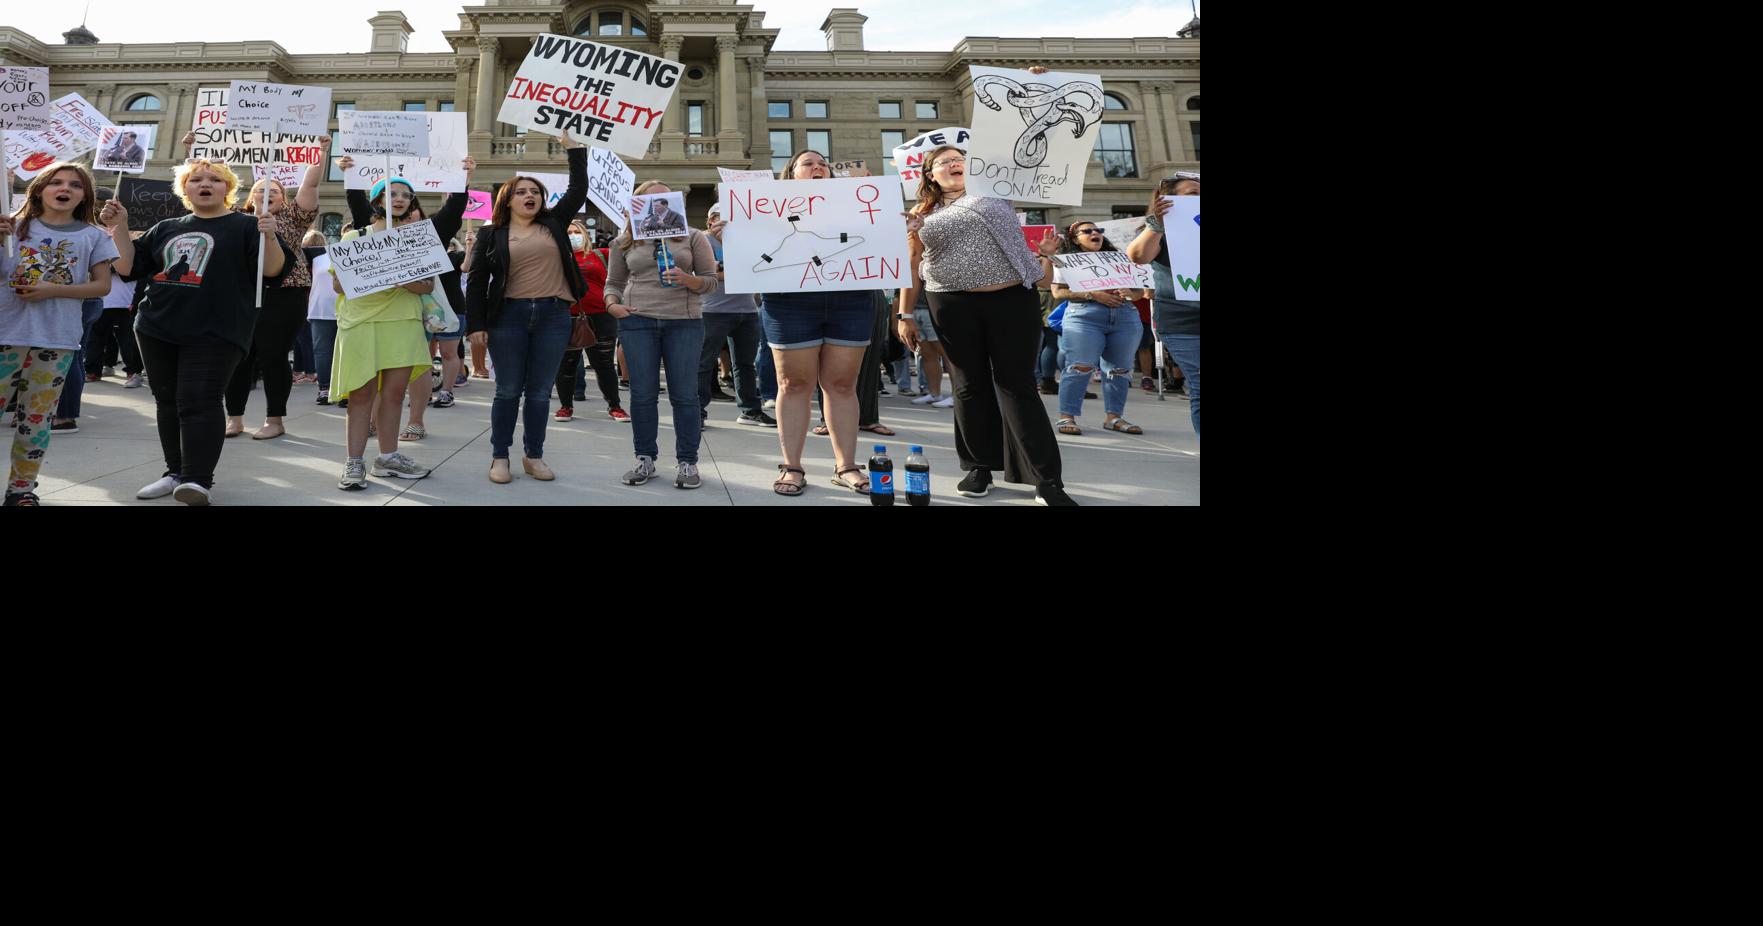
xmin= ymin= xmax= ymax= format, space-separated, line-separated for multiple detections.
xmin=0 ymin=220 xmax=119 ymax=351
xmin=126 ymin=212 xmax=292 ymax=351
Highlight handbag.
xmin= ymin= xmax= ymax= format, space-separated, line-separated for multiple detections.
xmin=568 ymin=313 xmax=599 ymax=350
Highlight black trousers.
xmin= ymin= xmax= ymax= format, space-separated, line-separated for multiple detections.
xmin=224 ymin=287 xmax=308 ymax=418
xmin=556 ymin=314 xmax=621 ymax=412
xmin=135 ymin=331 xmax=244 ymax=489
xmin=927 ymin=287 xmax=1063 ymax=486
xmin=88 ymin=308 xmax=143 ymax=375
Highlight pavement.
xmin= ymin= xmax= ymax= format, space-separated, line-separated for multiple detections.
xmin=28 ymin=370 xmax=1199 ymax=506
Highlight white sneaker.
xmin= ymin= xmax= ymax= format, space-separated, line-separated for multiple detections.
xmin=123 ymin=373 xmax=145 ymax=389
xmin=934 ymin=395 xmax=955 ymax=408
xmin=137 ymin=475 xmax=179 ymax=499
xmin=103 ymin=366 xmax=116 ymax=378
xmin=173 ymin=482 xmax=211 ymax=506
xmin=912 ymin=392 xmax=938 ymax=405
xmin=761 ymin=398 xmax=777 ymax=410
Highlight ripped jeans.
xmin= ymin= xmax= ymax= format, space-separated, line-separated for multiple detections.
xmin=1058 ymin=302 xmax=1142 ymax=419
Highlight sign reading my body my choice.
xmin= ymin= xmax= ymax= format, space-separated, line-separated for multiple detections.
xmin=329 ymin=219 xmax=450 ymax=300
xmin=226 ymin=81 xmax=333 ymax=136
xmin=497 ymin=33 xmax=681 ymax=159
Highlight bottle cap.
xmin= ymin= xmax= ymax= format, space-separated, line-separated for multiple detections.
xmin=873 ymin=445 xmax=887 ymax=454
xmin=910 ymin=446 xmax=924 ymax=453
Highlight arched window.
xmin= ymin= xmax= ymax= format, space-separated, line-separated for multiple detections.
xmin=631 ymin=16 xmax=647 ymax=36
xmin=1104 ymin=92 xmax=1129 ymax=111
xmin=1186 ymin=97 xmax=1200 ymax=111
xmin=576 ymin=8 xmax=646 ymax=37
xmin=125 ymin=94 xmax=162 ymax=112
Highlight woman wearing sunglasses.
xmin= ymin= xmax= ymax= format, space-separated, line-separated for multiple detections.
xmin=1049 ymin=220 xmax=1144 ymax=436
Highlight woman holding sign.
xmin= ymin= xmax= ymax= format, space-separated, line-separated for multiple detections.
xmin=464 ymin=131 xmax=588 ymax=486
xmin=1126 ymin=173 xmax=1200 ymax=440
xmin=1050 ymin=220 xmax=1144 ymax=436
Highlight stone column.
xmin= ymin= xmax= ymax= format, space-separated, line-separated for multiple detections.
xmin=89 ymin=84 xmax=117 ymax=115
xmin=746 ymin=57 xmax=769 ymax=170
xmin=658 ymin=35 xmax=686 ymax=158
xmin=167 ymin=83 xmax=196 ymax=159
xmin=715 ymin=35 xmax=740 ymax=148
xmin=471 ymin=37 xmax=500 ymax=156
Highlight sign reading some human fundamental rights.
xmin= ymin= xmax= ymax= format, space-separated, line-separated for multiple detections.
xmin=337 ymin=111 xmax=431 ymax=158
xmin=497 ymin=33 xmax=680 ymax=159
xmin=719 ymin=176 xmax=908 ymax=294
xmin=1163 ymin=196 xmax=1200 ymax=300
xmin=117 ymin=177 xmax=190 ymax=232
xmin=341 ymin=112 xmax=467 ymax=193
xmin=586 ymin=146 xmax=635 ymax=231
xmin=328 ymin=219 xmax=450 ymax=300
xmin=190 ymin=87 xmax=327 ymax=167
xmin=890 ymin=126 xmax=971 ymax=199
xmin=3 ymin=93 xmax=114 ymax=179
xmin=965 ymin=66 xmax=1106 ymax=206
xmin=1050 ymin=251 xmax=1154 ymax=291
xmin=0 ymin=66 xmax=52 ymax=131
xmin=226 ymin=81 xmax=333 ymax=136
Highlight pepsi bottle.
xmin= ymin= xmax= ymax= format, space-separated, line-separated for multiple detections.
xmin=869 ymin=445 xmax=894 ymax=507
xmin=905 ymin=446 xmax=930 ymax=507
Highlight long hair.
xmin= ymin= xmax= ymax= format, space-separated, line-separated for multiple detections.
xmin=240 ymin=177 xmax=287 ymax=215
xmin=491 ymin=176 xmax=550 ymax=228
xmin=173 ymin=159 xmax=241 ymax=212
xmin=616 ymin=179 xmax=674 ymax=253
xmin=11 ymin=162 xmax=99 ymax=241
xmin=1148 ymin=175 xmax=1200 ymax=214
xmin=1061 ymin=220 xmax=1118 ymax=256
xmin=781 ymin=149 xmax=826 ymax=180
xmin=911 ymin=145 xmax=965 ymax=218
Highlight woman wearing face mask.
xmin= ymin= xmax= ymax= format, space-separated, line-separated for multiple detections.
xmin=1050 ymin=219 xmax=1143 ymax=436
xmin=553 ymin=219 xmax=625 ymax=423
xmin=464 ymin=130 xmax=588 ymax=485
xmin=1126 ymin=172 xmax=1200 ymax=440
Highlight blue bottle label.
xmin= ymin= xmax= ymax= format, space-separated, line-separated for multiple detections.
xmin=873 ymin=471 xmax=894 ymax=495
xmin=906 ymin=470 xmax=929 ymax=495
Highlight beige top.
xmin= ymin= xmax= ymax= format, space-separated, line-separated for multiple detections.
xmin=505 ymin=226 xmax=574 ymax=302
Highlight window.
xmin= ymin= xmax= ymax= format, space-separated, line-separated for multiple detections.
xmin=770 ymin=130 xmax=793 ymax=173
xmin=1190 ymin=122 xmax=1200 ymax=160
xmin=403 ymin=102 xmax=427 ymax=112
xmin=327 ymin=157 xmax=345 ymax=183
xmin=1187 ymin=97 xmax=1200 ymax=111
xmin=805 ymin=101 xmax=828 ymax=119
xmin=881 ymin=130 xmax=905 ymax=175
xmin=880 ymin=101 xmax=901 ymax=119
xmin=687 ymin=67 xmax=706 ymax=81
xmin=687 ymin=102 xmax=706 ymax=137
xmin=768 ymin=101 xmax=791 ymax=119
xmin=321 ymin=213 xmax=343 ymax=243
xmin=124 ymin=95 xmax=161 ymax=112
xmin=1091 ymin=123 xmax=1138 ymax=178
xmin=598 ymin=12 xmax=623 ymax=36
xmin=806 ymin=130 xmax=831 ymax=158
xmin=1024 ymin=209 xmax=1048 ymax=225
xmin=334 ymin=102 xmax=355 ymax=119
xmin=439 ymin=102 xmax=456 ymax=112
xmin=916 ymin=101 xmax=938 ymax=119
xmin=631 ymin=17 xmax=647 ymax=36
xmin=1104 ymin=92 xmax=1129 ymax=110
xmin=1112 ymin=206 xmax=1146 ymax=219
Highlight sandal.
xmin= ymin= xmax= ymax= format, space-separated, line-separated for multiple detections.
xmin=367 ymin=423 xmax=377 ymax=437
xmin=773 ymin=464 xmax=807 ymax=497
xmin=832 ymin=464 xmax=871 ymax=495
xmin=1102 ymin=418 xmax=1143 ymax=435
xmin=400 ymin=424 xmax=426 ymax=441
xmin=812 ymin=423 xmax=830 ymax=436
xmin=1057 ymin=417 xmax=1082 ymax=435
xmin=859 ymin=423 xmax=896 ymax=436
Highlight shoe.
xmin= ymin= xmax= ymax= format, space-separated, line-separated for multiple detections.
xmin=523 ymin=457 xmax=555 ymax=481
xmin=912 ymin=392 xmax=938 ymax=405
xmin=719 ymin=375 xmax=733 ymax=388
xmin=675 ymin=462 xmax=702 ymax=490
xmin=878 ymin=387 xmax=890 ymax=396
xmin=956 ymin=468 xmax=992 ymax=498
xmin=621 ymin=455 xmax=656 ymax=486
xmin=933 ymin=395 xmax=955 ymax=408
xmin=1035 ymin=482 xmax=1079 ymax=507
xmin=4 ymin=492 xmax=41 ymax=506
xmin=252 ymin=423 xmax=285 ymax=440
xmin=573 ymin=392 xmax=587 ymax=402
xmin=609 ymin=408 xmax=631 ymax=423
xmin=124 ymin=373 xmax=145 ymax=389
xmin=489 ymin=459 xmax=513 ymax=484
xmin=762 ymin=398 xmax=776 ymax=410
xmin=1141 ymin=376 xmax=1154 ymax=392
xmin=371 ymin=452 xmax=431 ymax=480
xmin=707 ymin=387 xmax=736 ymax=403
xmin=338 ymin=458 xmax=368 ymax=490
xmin=701 ymin=410 xmax=709 ymax=424
xmin=555 ymin=406 xmax=574 ymax=421
xmin=84 ymin=372 xmax=100 ymax=383
xmin=433 ymin=390 xmax=455 ymax=408
xmin=1170 ymin=381 xmax=1190 ymax=399
xmin=619 ymin=379 xmax=630 ymax=390
xmin=102 ymin=366 xmax=116 ymax=378
xmin=454 ymin=373 xmax=470 ymax=388
xmin=173 ymin=482 xmax=211 ymax=506
xmin=1084 ymin=391 xmax=1097 ymax=400
xmin=136 ymin=474 xmax=179 ymax=499
xmin=1038 ymin=378 xmax=1058 ymax=395
xmin=897 ymin=388 xmax=919 ymax=397
xmin=316 ymin=391 xmax=330 ymax=405
xmin=737 ymin=410 xmax=777 ymax=427
xmin=337 ymin=398 xmax=348 ymax=409
xmin=50 ymin=420 xmax=78 ymax=434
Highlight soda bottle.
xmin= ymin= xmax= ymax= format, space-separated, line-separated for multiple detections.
xmin=656 ymin=240 xmax=676 ymax=288
xmin=869 ymin=445 xmax=894 ymax=507
xmin=905 ymin=446 xmax=930 ymax=507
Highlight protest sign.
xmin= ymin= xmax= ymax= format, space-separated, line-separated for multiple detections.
xmin=328 ymin=219 xmax=450 ymax=300
xmin=1093 ymin=215 xmax=1147 ymax=245
xmin=1163 ymin=196 xmax=1200 ymax=300
xmin=463 ymin=189 xmax=494 ymax=221
xmin=4 ymin=93 xmax=114 ymax=179
xmin=629 ymin=192 xmax=687 ymax=241
xmin=890 ymin=126 xmax=970 ymax=199
xmin=1050 ymin=251 xmax=1153 ymax=291
xmin=226 ymin=81 xmax=332 ymax=136
xmin=719 ymin=176 xmax=908 ymax=294
xmin=190 ymin=87 xmax=326 ymax=167
xmin=341 ymin=112 xmax=467 ymax=193
xmin=96 ymin=125 xmax=155 ymax=173
xmin=337 ymin=111 xmax=430 ymax=158
xmin=718 ymin=167 xmax=774 ymax=183
xmin=586 ymin=146 xmax=634 ymax=230
xmin=252 ymin=162 xmax=308 ymax=193
xmin=520 ymin=172 xmax=586 ymax=214
xmin=831 ymin=159 xmax=869 ymax=178
xmin=117 ymin=177 xmax=190 ymax=232
xmin=1022 ymin=225 xmax=1057 ymax=253
xmin=0 ymin=66 xmax=52 ymax=131
xmin=497 ymin=33 xmax=680 ymax=158
xmin=966 ymin=66 xmax=1105 ymax=206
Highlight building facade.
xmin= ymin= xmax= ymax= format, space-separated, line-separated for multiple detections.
xmin=3 ymin=1 xmax=1199 ymax=239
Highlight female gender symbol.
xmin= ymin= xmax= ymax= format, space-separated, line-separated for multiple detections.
xmin=856 ymin=184 xmax=881 ymax=223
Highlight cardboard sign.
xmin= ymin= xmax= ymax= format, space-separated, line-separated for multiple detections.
xmin=3 ymin=93 xmax=114 ymax=179
xmin=0 ymin=66 xmax=52 ymax=131
xmin=328 ymin=219 xmax=450 ymax=300
xmin=1164 ymin=196 xmax=1199 ymax=300
xmin=117 ymin=176 xmax=190 ymax=232
xmin=1050 ymin=251 xmax=1153 ymax=291
xmin=95 ymin=125 xmax=155 ymax=173
xmin=342 ymin=112 xmax=467 ymax=193
xmin=252 ymin=162 xmax=308 ymax=193
xmin=497 ymin=33 xmax=680 ymax=158
xmin=226 ymin=81 xmax=333 ymax=136
xmin=966 ymin=66 xmax=1106 ymax=206
xmin=890 ymin=126 xmax=971 ymax=199
xmin=338 ymin=111 xmax=431 ymax=158
xmin=190 ymin=87 xmax=327 ymax=167
xmin=831 ymin=159 xmax=869 ymax=178
xmin=720 ymin=176 xmax=908 ymax=294
xmin=629 ymin=192 xmax=687 ymax=241
xmin=586 ymin=146 xmax=635 ymax=231
xmin=463 ymin=189 xmax=494 ymax=221
xmin=718 ymin=167 xmax=774 ymax=183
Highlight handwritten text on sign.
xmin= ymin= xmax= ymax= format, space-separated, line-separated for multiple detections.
xmin=719 ymin=177 xmax=908 ymax=294
xmin=329 ymin=220 xmax=451 ymax=300
xmin=496 ymin=34 xmax=680 ymax=159
xmin=337 ymin=111 xmax=431 ymax=158
xmin=891 ymin=126 xmax=971 ymax=199
xmin=587 ymin=146 xmax=635 ymax=231
xmin=252 ymin=163 xmax=308 ymax=194
xmin=966 ymin=65 xmax=1105 ymax=207
xmin=117 ymin=177 xmax=190 ymax=232
xmin=226 ymin=81 xmax=333 ymax=136
xmin=342 ymin=112 xmax=467 ymax=193
xmin=190 ymin=87 xmax=326 ymax=167
xmin=0 ymin=66 xmax=52 ymax=131
xmin=1050 ymin=252 xmax=1153 ymax=291
xmin=3 ymin=93 xmax=114 ymax=179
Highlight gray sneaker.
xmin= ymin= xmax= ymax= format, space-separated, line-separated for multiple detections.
xmin=621 ymin=455 xmax=657 ymax=486
xmin=675 ymin=462 xmax=702 ymax=490
xmin=371 ymin=452 xmax=431 ymax=480
xmin=338 ymin=458 xmax=368 ymax=491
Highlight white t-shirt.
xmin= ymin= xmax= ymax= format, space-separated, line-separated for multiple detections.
xmin=307 ymin=253 xmax=338 ymax=321
xmin=102 ymin=271 xmax=138 ymax=309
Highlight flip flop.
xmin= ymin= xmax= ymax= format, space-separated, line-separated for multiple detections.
xmin=859 ymin=423 xmax=896 ymax=436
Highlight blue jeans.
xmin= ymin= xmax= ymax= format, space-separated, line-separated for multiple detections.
xmin=1059 ymin=304 xmax=1141 ymax=418
xmin=1037 ymin=327 xmax=1060 ymax=382
xmin=756 ymin=326 xmax=777 ymax=400
xmin=56 ymin=298 xmax=106 ymax=420
xmin=1159 ymin=333 xmax=1200 ymax=439
xmin=699 ymin=312 xmax=761 ymax=414
xmin=488 ymin=297 xmax=572 ymax=460
xmin=620 ymin=313 xmax=704 ymax=464
xmin=310 ymin=320 xmax=338 ymax=390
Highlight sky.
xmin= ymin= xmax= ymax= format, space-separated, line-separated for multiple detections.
xmin=15 ymin=1 xmax=1198 ymax=54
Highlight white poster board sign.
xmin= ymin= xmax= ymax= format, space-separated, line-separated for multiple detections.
xmin=0 ymin=66 xmax=52 ymax=131
xmin=521 ymin=171 xmax=585 ymax=215
xmin=586 ymin=146 xmax=635 ymax=230
xmin=338 ymin=111 xmax=431 ymax=158
xmin=328 ymin=219 xmax=450 ymax=300
xmin=342 ymin=112 xmax=467 ymax=194
xmin=720 ymin=176 xmax=908 ymax=294
xmin=94 ymin=125 xmax=155 ymax=173
xmin=3 ymin=93 xmax=114 ymax=179
xmin=831 ymin=159 xmax=870 ymax=178
xmin=252 ymin=162 xmax=308 ymax=193
xmin=497 ymin=33 xmax=680 ymax=158
xmin=1093 ymin=215 xmax=1147 ymax=247
xmin=890 ymin=126 xmax=971 ymax=200
xmin=629 ymin=192 xmax=687 ymax=241
xmin=965 ymin=66 xmax=1105 ymax=206
xmin=1051 ymin=251 xmax=1154 ymax=291
xmin=1164 ymin=196 xmax=1200 ymax=300
xmin=718 ymin=167 xmax=774 ymax=183
xmin=190 ymin=87 xmax=327 ymax=168
xmin=226 ymin=81 xmax=333 ymax=136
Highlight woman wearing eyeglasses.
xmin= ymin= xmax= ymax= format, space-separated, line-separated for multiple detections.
xmin=1050 ymin=220 xmax=1143 ymax=436
xmin=1126 ymin=173 xmax=1201 ymax=440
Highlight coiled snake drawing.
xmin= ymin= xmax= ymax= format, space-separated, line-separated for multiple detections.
xmin=973 ymin=75 xmax=1105 ymax=168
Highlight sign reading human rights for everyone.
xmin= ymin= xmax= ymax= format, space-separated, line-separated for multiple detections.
xmin=225 ymin=81 xmax=333 ymax=136
xmin=341 ymin=112 xmax=467 ymax=194
xmin=190 ymin=87 xmax=327 ymax=167
xmin=0 ymin=66 xmax=52 ymax=131
xmin=497 ymin=33 xmax=680 ymax=159
xmin=337 ymin=111 xmax=431 ymax=158
xmin=719 ymin=177 xmax=908 ymax=294
xmin=328 ymin=219 xmax=450 ymax=300
xmin=890 ymin=126 xmax=971 ymax=199
xmin=965 ymin=65 xmax=1106 ymax=206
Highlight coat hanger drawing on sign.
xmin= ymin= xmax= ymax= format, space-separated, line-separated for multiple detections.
xmin=751 ymin=215 xmax=867 ymax=273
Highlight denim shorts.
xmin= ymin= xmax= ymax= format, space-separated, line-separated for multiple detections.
xmin=913 ymin=307 xmax=940 ymax=343
xmin=760 ymin=291 xmax=874 ymax=350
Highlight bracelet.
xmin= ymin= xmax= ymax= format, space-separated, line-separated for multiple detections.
xmin=1144 ymin=215 xmax=1165 ymax=233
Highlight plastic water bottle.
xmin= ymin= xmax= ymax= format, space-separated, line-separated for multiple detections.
xmin=656 ymin=240 xmax=676 ymax=288
xmin=905 ymin=446 xmax=930 ymax=507
xmin=869 ymin=445 xmax=894 ymax=507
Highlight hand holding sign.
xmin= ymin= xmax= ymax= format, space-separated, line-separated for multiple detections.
xmin=99 ymin=201 xmax=126 ymax=228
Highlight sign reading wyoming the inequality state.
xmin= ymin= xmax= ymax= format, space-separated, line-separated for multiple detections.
xmin=497 ymin=34 xmax=681 ymax=159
